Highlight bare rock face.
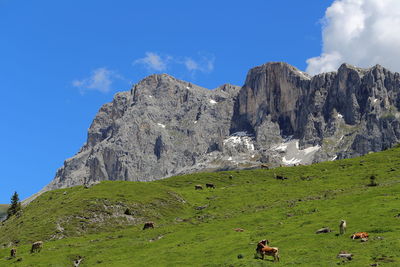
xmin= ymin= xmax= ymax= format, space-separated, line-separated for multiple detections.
xmin=232 ymin=62 xmax=400 ymax=163
xmin=44 ymin=62 xmax=400 ymax=191
xmin=46 ymin=75 xmax=241 ymax=190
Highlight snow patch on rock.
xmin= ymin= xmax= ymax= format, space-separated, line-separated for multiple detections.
xmin=272 ymin=143 xmax=288 ymax=152
xmin=282 ymin=157 xmax=302 ymax=165
xmin=270 ymin=139 xmax=321 ymax=166
xmin=223 ymin=135 xmax=255 ymax=151
xmin=303 ymin=145 xmax=321 ymax=155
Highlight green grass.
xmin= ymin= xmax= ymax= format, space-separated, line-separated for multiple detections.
xmin=1 ymin=147 xmax=400 ymax=266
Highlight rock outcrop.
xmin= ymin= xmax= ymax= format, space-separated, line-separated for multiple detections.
xmin=44 ymin=62 xmax=400 ymax=191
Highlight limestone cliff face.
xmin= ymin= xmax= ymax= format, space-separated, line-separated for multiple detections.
xmin=46 ymin=74 xmax=240 ymax=190
xmin=44 ymin=62 xmax=400 ymax=191
xmin=232 ymin=62 xmax=400 ymax=161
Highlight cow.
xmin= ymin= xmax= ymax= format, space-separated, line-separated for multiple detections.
xmin=10 ymin=248 xmax=16 ymax=258
xmin=233 ymin=228 xmax=244 ymax=232
xmin=229 ymin=175 xmax=233 ymax=179
xmin=256 ymin=239 xmax=269 ymax=250
xmin=256 ymin=239 xmax=280 ymax=262
xmin=143 ymin=222 xmax=155 ymax=230
xmin=337 ymin=250 xmax=352 ymax=260
xmin=339 ymin=220 xmax=347 ymax=235
xmin=73 ymin=256 xmax=84 ymax=267
xmin=194 ymin=185 xmax=203 ymax=190
xmin=206 ymin=183 xmax=215 ymax=189
xmin=350 ymin=232 xmax=369 ymax=240
xmin=316 ymin=227 xmax=331 ymax=234
xmin=30 ymin=241 xmax=43 ymax=253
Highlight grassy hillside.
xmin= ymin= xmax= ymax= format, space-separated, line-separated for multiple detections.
xmin=1 ymin=147 xmax=400 ymax=266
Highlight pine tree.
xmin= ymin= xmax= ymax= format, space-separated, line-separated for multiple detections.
xmin=7 ymin=191 xmax=21 ymax=219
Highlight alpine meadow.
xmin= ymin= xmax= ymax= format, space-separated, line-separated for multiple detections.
xmin=3 ymin=1 xmax=400 ymax=266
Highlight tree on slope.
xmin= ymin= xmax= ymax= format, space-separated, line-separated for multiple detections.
xmin=7 ymin=191 xmax=21 ymax=219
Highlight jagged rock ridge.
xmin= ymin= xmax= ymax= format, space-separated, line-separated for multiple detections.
xmin=45 ymin=62 xmax=400 ymax=191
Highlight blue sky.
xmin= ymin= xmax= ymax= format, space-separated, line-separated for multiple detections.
xmin=0 ymin=0 xmax=368 ymax=203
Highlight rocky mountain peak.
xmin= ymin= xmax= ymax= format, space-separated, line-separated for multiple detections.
xmin=40 ymin=62 xmax=400 ymax=195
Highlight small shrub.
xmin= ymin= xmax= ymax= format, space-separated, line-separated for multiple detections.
xmin=124 ymin=208 xmax=132 ymax=215
xmin=368 ymin=175 xmax=378 ymax=187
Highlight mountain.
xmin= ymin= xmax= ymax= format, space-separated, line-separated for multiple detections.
xmin=44 ymin=62 xmax=400 ymax=191
xmin=0 ymin=205 xmax=8 ymax=222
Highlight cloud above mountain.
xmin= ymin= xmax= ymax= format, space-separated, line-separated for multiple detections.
xmin=306 ymin=0 xmax=400 ymax=75
xmin=133 ymin=52 xmax=215 ymax=74
xmin=133 ymin=52 xmax=171 ymax=72
xmin=72 ymin=68 xmax=121 ymax=94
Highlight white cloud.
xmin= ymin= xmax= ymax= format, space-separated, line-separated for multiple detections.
xmin=133 ymin=52 xmax=215 ymax=74
xmin=72 ymin=68 xmax=119 ymax=93
xmin=184 ymin=58 xmax=199 ymax=71
xmin=306 ymin=0 xmax=400 ymax=75
xmin=184 ymin=55 xmax=214 ymax=73
xmin=133 ymin=52 xmax=170 ymax=71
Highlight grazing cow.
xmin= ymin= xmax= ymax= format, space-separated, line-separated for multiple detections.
xmin=260 ymin=164 xmax=269 ymax=169
xmin=206 ymin=183 xmax=215 ymax=189
xmin=337 ymin=250 xmax=352 ymax=260
xmin=339 ymin=220 xmax=347 ymax=235
xmin=73 ymin=256 xmax=83 ymax=267
xmin=143 ymin=222 xmax=155 ymax=230
xmin=194 ymin=185 xmax=203 ymax=190
xmin=256 ymin=239 xmax=269 ymax=251
xmin=256 ymin=239 xmax=280 ymax=262
xmin=30 ymin=241 xmax=43 ymax=253
xmin=351 ymin=232 xmax=369 ymax=240
xmin=275 ymin=175 xmax=288 ymax=180
xmin=233 ymin=228 xmax=244 ymax=232
xmin=316 ymin=227 xmax=331 ymax=234
xmin=10 ymin=248 xmax=16 ymax=258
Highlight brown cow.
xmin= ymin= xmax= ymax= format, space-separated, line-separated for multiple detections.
xmin=10 ymin=247 xmax=16 ymax=258
xmin=194 ymin=185 xmax=203 ymax=190
xmin=143 ymin=222 xmax=155 ymax=230
xmin=256 ymin=239 xmax=269 ymax=251
xmin=256 ymin=239 xmax=280 ymax=262
xmin=30 ymin=241 xmax=43 ymax=253
xmin=350 ymin=232 xmax=369 ymax=240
